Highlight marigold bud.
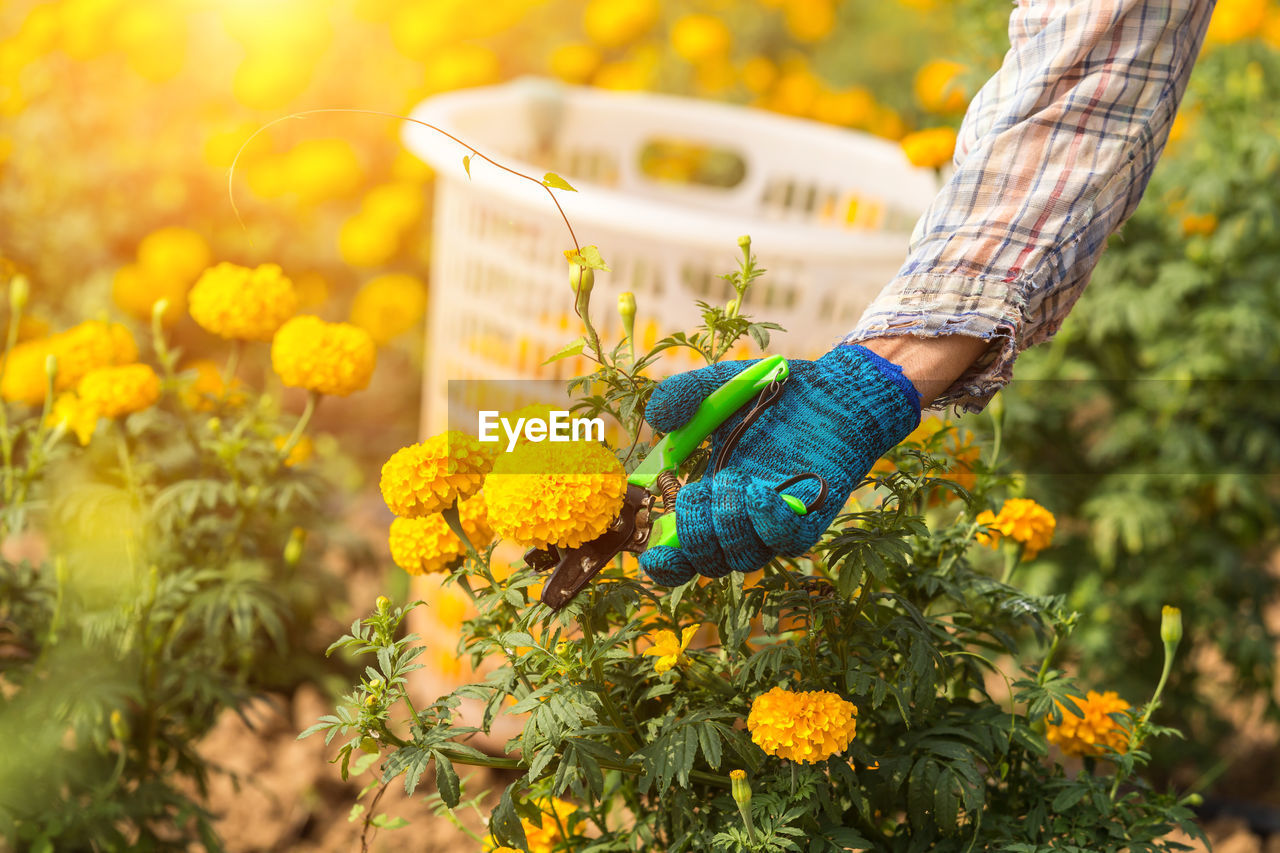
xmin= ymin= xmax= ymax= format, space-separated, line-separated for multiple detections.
xmin=618 ymin=292 xmax=636 ymax=338
xmin=737 ymin=234 xmax=751 ymax=251
xmin=375 ymin=595 xmax=390 ymax=614
xmin=570 ymin=264 xmax=594 ymax=297
xmin=9 ymin=276 xmax=29 ymax=313
xmin=151 ymin=298 xmax=170 ymax=326
xmin=730 ymin=769 xmax=751 ymax=806
xmin=110 ymin=709 xmax=129 ymax=741
xmin=284 ymin=526 xmax=306 ymax=566
xmin=1161 ymin=605 xmax=1183 ymax=647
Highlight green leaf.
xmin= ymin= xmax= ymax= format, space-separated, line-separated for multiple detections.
xmin=543 ymin=337 xmax=586 ymax=365
xmin=491 ymin=783 xmax=528 ymax=849
xmin=543 ymin=171 xmax=578 ymax=191
xmin=370 ymin=814 xmax=410 ymax=829
xmin=462 ymin=155 xmax=472 ymax=179
xmin=348 ymin=803 xmax=365 ymax=823
xmin=433 ymin=751 xmax=461 ymax=808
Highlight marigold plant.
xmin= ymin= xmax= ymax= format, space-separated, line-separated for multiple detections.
xmin=270 ymin=314 xmax=377 ymax=396
xmin=189 ymin=261 xmax=299 ymax=341
xmin=380 ymin=431 xmax=496 ymax=518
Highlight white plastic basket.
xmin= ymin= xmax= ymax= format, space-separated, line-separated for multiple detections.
xmin=404 ymin=78 xmax=938 ymax=433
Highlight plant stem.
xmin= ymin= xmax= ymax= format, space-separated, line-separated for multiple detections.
xmin=278 ymin=390 xmax=320 ymax=463
xmin=222 ymin=339 xmax=242 ymax=392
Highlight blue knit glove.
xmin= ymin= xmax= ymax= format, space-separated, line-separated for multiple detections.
xmin=638 ymin=345 xmax=921 ymax=586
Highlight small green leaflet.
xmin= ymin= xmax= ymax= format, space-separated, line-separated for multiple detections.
xmin=543 ymin=337 xmax=585 ymax=365
xmin=542 ymin=171 xmax=577 ymax=192
xmin=462 ymin=155 xmax=472 ymax=179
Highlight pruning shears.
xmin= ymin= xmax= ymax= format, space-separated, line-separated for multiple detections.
xmin=526 ymin=354 xmax=829 ymax=610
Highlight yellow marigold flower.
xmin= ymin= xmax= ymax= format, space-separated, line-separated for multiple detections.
xmin=642 ymin=624 xmax=700 ymax=673
xmin=76 ymin=364 xmax=160 ymax=419
xmin=179 ymin=359 xmax=242 ymax=410
xmin=1 ymin=337 xmax=54 ymax=405
xmin=189 ymin=262 xmax=298 ymax=341
xmin=914 ymin=59 xmax=969 ymax=114
xmin=810 ymin=86 xmax=875 ymax=128
xmin=283 ymin=138 xmax=364 ymax=205
xmin=113 ymin=263 xmax=190 ymax=326
xmin=747 ymin=686 xmax=858 ymax=764
xmin=275 ymin=434 xmax=314 ymax=467
xmin=485 ymin=798 xmax=582 ymax=853
xmin=490 ymin=848 xmax=521 ymax=853
xmin=338 ymin=213 xmax=399 ymax=267
xmin=783 ymin=0 xmax=837 ymax=43
xmin=47 ymin=393 xmax=99 ymax=445
xmin=671 ymin=14 xmax=732 ymax=64
xmin=1046 ymin=690 xmax=1133 ymax=757
xmin=1180 ymin=212 xmax=1218 ymax=237
xmin=4 ymin=321 xmax=139 ymax=404
xmin=137 ymin=226 xmax=211 ymax=283
xmin=584 ymin=0 xmax=658 ymax=48
xmin=388 ymin=496 xmax=493 ymax=576
xmin=362 ymin=182 xmax=424 ymax=230
xmin=381 ymin=432 xmax=495 ymax=517
xmin=1206 ymin=0 xmax=1267 ymax=44
xmin=549 ymin=42 xmax=602 ymax=84
xmin=975 ymin=498 xmax=1056 ymax=558
xmin=349 ymin=273 xmax=428 ymax=346
xmin=271 ymin=315 xmax=377 ymax=397
xmin=484 ymin=440 xmax=626 ymax=550
xmin=900 ymin=126 xmax=957 ymax=169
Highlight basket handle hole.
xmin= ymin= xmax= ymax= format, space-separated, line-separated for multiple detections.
xmin=637 ymin=138 xmax=746 ymax=189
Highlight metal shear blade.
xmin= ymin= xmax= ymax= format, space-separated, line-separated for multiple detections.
xmin=531 ymin=483 xmax=654 ymax=610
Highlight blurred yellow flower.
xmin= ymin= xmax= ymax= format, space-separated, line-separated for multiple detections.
xmin=549 ymin=43 xmax=602 ymax=84
xmin=1180 ymin=212 xmax=1218 ymax=237
xmin=584 ymin=0 xmax=659 ymax=48
xmin=270 ymin=316 xmax=377 ymax=397
xmin=900 ymin=126 xmax=957 ymax=169
xmin=350 ymin=273 xmax=428 ymax=345
xmin=137 ymin=227 xmax=211 ymax=283
xmin=180 ymin=359 xmax=239 ymax=411
xmin=810 ymin=86 xmax=875 ymax=128
xmin=783 ymin=0 xmax=837 ymax=43
xmin=485 ymin=798 xmax=582 ymax=853
xmin=423 ymin=43 xmax=502 ymax=94
xmin=1046 ymin=690 xmax=1132 ymax=757
xmin=189 ymin=263 xmax=299 ymax=341
xmin=363 ymin=182 xmax=425 ymax=230
xmin=747 ymin=687 xmax=858 ymax=764
xmin=47 ymin=393 xmax=99 ymax=445
xmin=275 ymin=434 xmax=314 ymax=467
xmin=77 ymin=363 xmax=160 ymax=419
xmin=642 ymin=624 xmax=700 ymax=673
xmin=113 ymin=0 xmax=186 ymax=82
xmin=112 ymin=264 xmax=189 ymax=326
xmin=233 ymin=52 xmax=315 ymax=110
xmin=671 ymin=14 xmax=732 ymax=64
xmin=380 ymin=431 xmax=496 ymax=518
xmin=740 ymin=56 xmax=778 ymax=96
xmin=388 ymin=496 xmax=493 ymax=576
xmin=339 ymin=213 xmax=400 ymax=267
xmin=975 ymin=498 xmax=1056 ymax=558
xmin=1205 ymin=0 xmax=1267 ymax=44
xmin=4 ymin=321 xmax=139 ymax=404
xmin=1 ymin=338 xmax=55 ymax=405
xmin=484 ymin=439 xmax=626 ymax=550
xmin=283 ymin=138 xmax=364 ymax=205
xmin=914 ymin=59 xmax=969 ymax=114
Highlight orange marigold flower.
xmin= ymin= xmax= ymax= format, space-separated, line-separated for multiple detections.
xmin=1180 ymin=212 xmax=1218 ymax=237
xmin=1046 ymin=690 xmax=1133 ymax=757
xmin=975 ymin=498 xmax=1056 ymax=558
xmin=900 ymin=126 xmax=957 ymax=169
xmin=747 ymin=686 xmax=858 ymax=764
xmin=914 ymin=59 xmax=969 ymax=113
xmin=483 ymin=440 xmax=626 ymax=549
xmin=271 ymin=315 xmax=377 ymax=397
xmin=388 ymin=496 xmax=493 ymax=576
xmin=189 ymin=262 xmax=298 ymax=341
xmin=380 ymin=431 xmax=495 ymax=517
xmin=275 ymin=434 xmax=314 ymax=467
xmin=76 ymin=364 xmax=160 ymax=419
xmin=484 ymin=798 xmax=582 ymax=853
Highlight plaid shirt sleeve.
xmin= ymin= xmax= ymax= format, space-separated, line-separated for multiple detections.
xmin=844 ymin=0 xmax=1215 ymax=412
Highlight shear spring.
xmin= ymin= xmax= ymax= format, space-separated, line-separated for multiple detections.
xmin=656 ymin=470 xmax=681 ymax=507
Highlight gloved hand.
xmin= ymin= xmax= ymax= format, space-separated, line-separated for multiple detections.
xmin=638 ymin=344 xmax=922 ymax=586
